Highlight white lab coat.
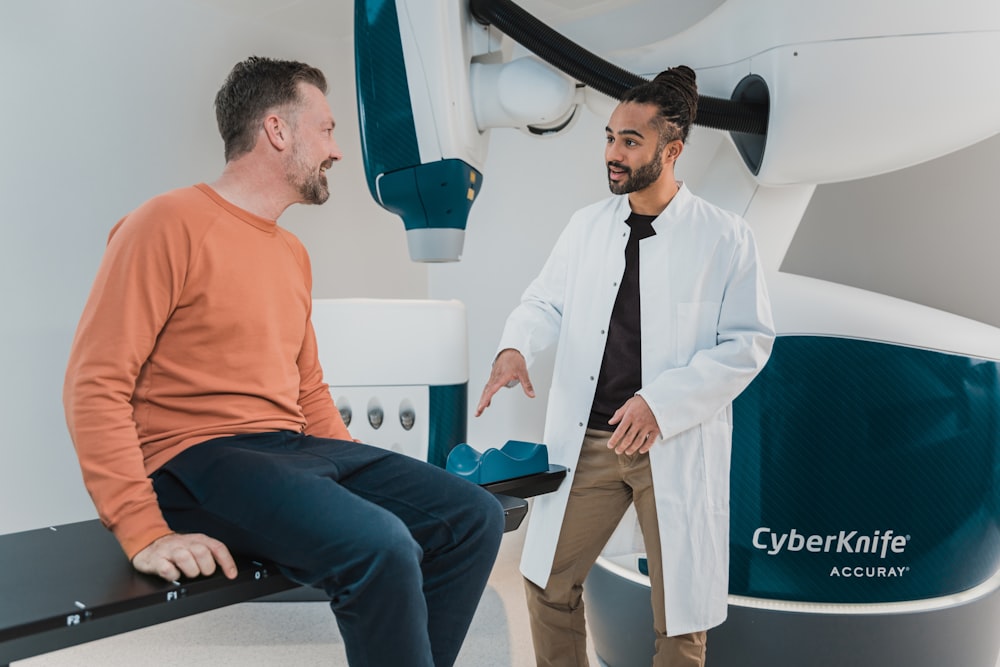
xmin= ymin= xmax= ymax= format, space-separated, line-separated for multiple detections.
xmin=497 ymin=185 xmax=775 ymax=636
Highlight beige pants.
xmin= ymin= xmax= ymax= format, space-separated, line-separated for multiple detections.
xmin=525 ymin=429 xmax=707 ymax=667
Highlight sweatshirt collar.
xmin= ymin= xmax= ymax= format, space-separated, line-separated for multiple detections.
xmin=195 ymin=183 xmax=278 ymax=233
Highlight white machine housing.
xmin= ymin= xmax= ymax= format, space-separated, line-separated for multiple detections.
xmin=311 ymin=298 xmax=468 ymax=464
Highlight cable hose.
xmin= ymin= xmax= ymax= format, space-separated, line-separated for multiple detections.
xmin=469 ymin=0 xmax=767 ymax=135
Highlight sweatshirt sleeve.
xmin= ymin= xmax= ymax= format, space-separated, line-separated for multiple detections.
xmin=63 ymin=205 xmax=184 ymax=560
xmin=298 ymin=317 xmax=352 ymax=440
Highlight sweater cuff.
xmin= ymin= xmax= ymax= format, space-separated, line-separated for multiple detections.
xmin=110 ymin=503 xmax=175 ymax=562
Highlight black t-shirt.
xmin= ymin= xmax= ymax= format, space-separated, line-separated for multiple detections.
xmin=588 ymin=212 xmax=657 ymax=432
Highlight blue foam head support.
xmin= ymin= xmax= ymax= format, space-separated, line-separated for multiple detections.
xmin=446 ymin=440 xmax=549 ymax=485
xmin=444 ymin=443 xmax=483 ymax=477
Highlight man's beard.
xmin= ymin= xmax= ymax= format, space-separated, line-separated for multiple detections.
xmin=287 ymin=144 xmax=330 ymax=205
xmin=608 ymin=153 xmax=663 ymax=195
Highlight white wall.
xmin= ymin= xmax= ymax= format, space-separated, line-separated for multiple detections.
xmin=3 ymin=0 xmax=999 ymax=535
xmin=0 ymin=0 xmax=423 ymax=534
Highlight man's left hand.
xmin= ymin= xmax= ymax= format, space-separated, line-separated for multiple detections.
xmin=607 ymin=395 xmax=661 ymax=455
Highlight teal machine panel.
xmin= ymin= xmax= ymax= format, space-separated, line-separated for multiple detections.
xmin=730 ymin=335 xmax=1000 ymax=603
xmin=585 ymin=333 xmax=1000 ymax=667
xmin=428 ymin=384 xmax=467 ymax=469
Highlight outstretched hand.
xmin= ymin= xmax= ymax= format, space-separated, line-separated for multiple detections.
xmin=132 ymin=532 xmax=238 ymax=582
xmin=475 ymin=349 xmax=535 ymax=417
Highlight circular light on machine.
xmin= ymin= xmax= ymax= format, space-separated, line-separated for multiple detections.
xmin=336 ymin=396 xmax=352 ymax=428
xmin=367 ymin=398 xmax=384 ymax=430
xmin=399 ymin=399 xmax=416 ymax=431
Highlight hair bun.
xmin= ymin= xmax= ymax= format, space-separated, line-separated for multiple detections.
xmin=654 ymin=65 xmax=696 ymax=89
xmin=620 ymin=64 xmax=699 ymax=141
xmin=652 ymin=66 xmax=698 ymax=122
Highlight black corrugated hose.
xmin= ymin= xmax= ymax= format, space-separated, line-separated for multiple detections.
xmin=469 ymin=0 xmax=768 ymax=135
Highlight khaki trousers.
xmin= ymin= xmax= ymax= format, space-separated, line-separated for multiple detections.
xmin=524 ymin=429 xmax=706 ymax=667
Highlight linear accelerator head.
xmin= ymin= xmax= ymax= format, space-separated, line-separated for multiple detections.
xmin=354 ymin=0 xmax=576 ymax=262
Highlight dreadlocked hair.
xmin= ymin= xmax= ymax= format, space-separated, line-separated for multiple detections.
xmin=620 ymin=65 xmax=698 ymax=144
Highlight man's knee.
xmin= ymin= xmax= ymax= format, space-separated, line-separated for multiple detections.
xmin=305 ymin=513 xmax=421 ymax=586
xmin=523 ymin=576 xmax=584 ymax=612
xmin=477 ymin=485 xmax=506 ymax=526
xmin=462 ymin=484 xmax=506 ymax=548
xmin=353 ymin=516 xmax=422 ymax=567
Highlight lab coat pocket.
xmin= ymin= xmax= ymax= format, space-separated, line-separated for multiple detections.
xmin=675 ymin=301 xmax=721 ymax=365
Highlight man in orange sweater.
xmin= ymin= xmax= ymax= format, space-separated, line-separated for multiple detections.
xmin=63 ymin=56 xmax=504 ymax=667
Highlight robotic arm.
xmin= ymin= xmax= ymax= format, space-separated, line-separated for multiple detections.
xmin=354 ymin=0 xmax=767 ymax=261
xmin=355 ymin=0 xmax=1000 ymax=264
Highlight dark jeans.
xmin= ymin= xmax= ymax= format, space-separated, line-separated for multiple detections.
xmin=151 ymin=431 xmax=505 ymax=667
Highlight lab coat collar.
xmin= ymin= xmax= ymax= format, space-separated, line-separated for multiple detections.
xmin=616 ymin=182 xmax=693 ymax=233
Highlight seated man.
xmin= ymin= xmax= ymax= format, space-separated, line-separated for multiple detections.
xmin=62 ymin=56 xmax=504 ymax=667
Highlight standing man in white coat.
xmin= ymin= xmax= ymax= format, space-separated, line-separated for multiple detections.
xmin=476 ymin=66 xmax=775 ymax=666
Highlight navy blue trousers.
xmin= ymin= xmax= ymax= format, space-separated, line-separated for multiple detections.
xmin=150 ymin=431 xmax=505 ymax=667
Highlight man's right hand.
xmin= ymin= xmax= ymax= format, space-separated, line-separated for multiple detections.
xmin=132 ymin=532 xmax=238 ymax=582
xmin=475 ymin=348 xmax=535 ymax=417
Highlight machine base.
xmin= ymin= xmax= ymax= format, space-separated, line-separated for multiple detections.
xmin=584 ymin=557 xmax=1000 ymax=667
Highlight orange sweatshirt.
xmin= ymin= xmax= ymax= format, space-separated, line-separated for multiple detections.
xmin=63 ymin=184 xmax=350 ymax=559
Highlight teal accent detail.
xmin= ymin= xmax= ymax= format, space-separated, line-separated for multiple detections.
xmin=445 ymin=441 xmax=549 ymax=484
xmin=354 ymin=0 xmax=421 ymax=201
xmin=354 ymin=4 xmax=483 ymax=238
xmin=730 ymin=336 xmax=1000 ymax=603
xmin=428 ymin=384 xmax=468 ymax=468
xmin=378 ymin=160 xmax=483 ymax=231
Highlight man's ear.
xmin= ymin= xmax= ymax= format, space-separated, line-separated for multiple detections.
xmin=662 ymin=138 xmax=683 ymax=165
xmin=263 ymin=113 xmax=288 ymax=151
